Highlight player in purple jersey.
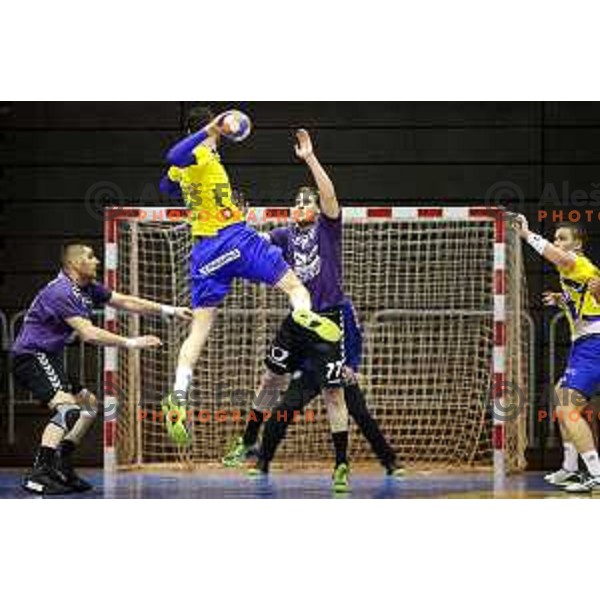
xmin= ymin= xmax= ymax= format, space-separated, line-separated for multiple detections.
xmin=12 ymin=243 xmax=192 ymax=495
xmin=222 ymin=130 xmax=402 ymax=491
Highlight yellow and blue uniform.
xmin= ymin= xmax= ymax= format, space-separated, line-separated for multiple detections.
xmin=557 ymin=253 xmax=600 ymax=397
xmin=161 ymin=133 xmax=289 ymax=308
xmin=167 ymin=145 xmax=244 ymax=238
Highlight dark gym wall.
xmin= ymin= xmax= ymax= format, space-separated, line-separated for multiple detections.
xmin=3 ymin=101 xmax=600 ymax=311
xmin=1 ymin=101 xmax=600 ymax=466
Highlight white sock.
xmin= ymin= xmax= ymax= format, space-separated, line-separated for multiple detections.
xmin=562 ymin=442 xmax=578 ymax=472
xmin=581 ymin=450 xmax=600 ymax=477
xmin=174 ymin=366 xmax=193 ymax=396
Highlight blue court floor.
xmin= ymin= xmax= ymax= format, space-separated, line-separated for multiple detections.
xmin=1 ymin=469 xmax=598 ymax=499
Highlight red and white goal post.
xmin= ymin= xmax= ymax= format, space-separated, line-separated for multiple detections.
xmin=103 ymin=206 xmax=530 ymax=478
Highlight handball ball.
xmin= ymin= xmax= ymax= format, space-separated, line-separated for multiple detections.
xmin=221 ymin=110 xmax=252 ymax=142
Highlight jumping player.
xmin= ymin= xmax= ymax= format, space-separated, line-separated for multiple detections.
xmin=159 ymin=108 xmax=341 ymax=446
xmin=12 ymin=243 xmax=192 ymax=495
xmin=515 ymin=217 xmax=600 ymax=492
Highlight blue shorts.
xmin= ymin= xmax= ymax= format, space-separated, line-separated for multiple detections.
xmin=559 ymin=335 xmax=600 ymax=398
xmin=190 ymin=223 xmax=290 ymax=308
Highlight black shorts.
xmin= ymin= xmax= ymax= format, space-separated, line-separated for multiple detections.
xmin=12 ymin=352 xmax=84 ymax=405
xmin=265 ymin=306 xmax=346 ymax=389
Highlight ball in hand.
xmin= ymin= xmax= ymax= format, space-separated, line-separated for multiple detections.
xmin=221 ymin=110 xmax=252 ymax=142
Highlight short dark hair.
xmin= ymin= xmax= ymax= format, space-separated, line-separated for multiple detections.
xmin=61 ymin=242 xmax=89 ymax=267
xmin=555 ymin=222 xmax=587 ymax=248
xmin=296 ymin=186 xmax=320 ymax=206
xmin=186 ymin=105 xmax=214 ymax=133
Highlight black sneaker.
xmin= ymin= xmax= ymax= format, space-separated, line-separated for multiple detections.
xmin=22 ymin=465 xmax=73 ymax=496
xmin=54 ymin=443 xmax=93 ymax=493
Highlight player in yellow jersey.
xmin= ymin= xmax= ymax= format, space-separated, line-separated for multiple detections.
xmin=515 ymin=216 xmax=600 ymax=492
xmin=159 ymin=107 xmax=341 ymax=446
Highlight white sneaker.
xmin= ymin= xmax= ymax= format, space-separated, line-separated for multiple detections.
xmin=564 ymin=475 xmax=600 ymax=493
xmin=544 ymin=469 xmax=582 ymax=487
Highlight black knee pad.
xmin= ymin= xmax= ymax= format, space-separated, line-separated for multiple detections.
xmin=51 ymin=405 xmax=81 ymax=432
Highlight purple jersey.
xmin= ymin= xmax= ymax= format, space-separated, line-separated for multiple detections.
xmin=270 ymin=213 xmax=344 ymax=311
xmin=12 ymin=271 xmax=112 ymax=356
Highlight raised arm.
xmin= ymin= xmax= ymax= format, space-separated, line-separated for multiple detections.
xmin=109 ymin=292 xmax=193 ymax=321
xmin=295 ymin=129 xmax=340 ymax=220
xmin=513 ymin=215 xmax=576 ymax=271
xmin=66 ymin=316 xmax=161 ymax=349
xmin=166 ymin=120 xmax=220 ymax=167
xmin=165 ymin=111 xmax=243 ymax=167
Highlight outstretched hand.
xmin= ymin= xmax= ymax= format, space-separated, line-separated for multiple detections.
xmin=295 ymin=129 xmax=314 ymax=161
xmin=513 ymin=214 xmax=531 ymax=239
xmin=174 ymin=307 xmax=194 ymax=321
xmin=128 ymin=335 xmax=162 ymax=349
xmin=542 ymin=291 xmax=563 ymax=307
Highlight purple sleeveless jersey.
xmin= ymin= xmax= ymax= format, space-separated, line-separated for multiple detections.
xmin=12 ymin=271 xmax=112 ymax=356
xmin=270 ymin=213 xmax=344 ymax=311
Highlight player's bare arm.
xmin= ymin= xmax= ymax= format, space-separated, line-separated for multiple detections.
xmin=295 ymin=129 xmax=340 ymax=219
xmin=109 ymin=292 xmax=193 ymax=321
xmin=65 ymin=316 xmax=162 ymax=349
xmin=513 ymin=214 xmax=576 ymax=271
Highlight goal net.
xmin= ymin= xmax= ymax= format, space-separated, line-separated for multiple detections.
xmin=104 ymin=206 xmax=530 ymax=474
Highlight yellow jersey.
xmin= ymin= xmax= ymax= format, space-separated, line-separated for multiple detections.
xmin=557 ymin=253 xmax=600 ymax=340
xmin=167 ymin=144 xmax=244 ymax=237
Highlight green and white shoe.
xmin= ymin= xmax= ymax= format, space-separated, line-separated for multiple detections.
xmin=386 ymin=466 xmax=406 ymax=479
xmin=223 ymin=437 xmax=251 ymax=468
xmin=161 ymin=393 xmax=191 ymax=447
xmin=332 ymin=463 xmax=350 ymax=493
xmin=292 ymin=309 xmax=342 ymax=343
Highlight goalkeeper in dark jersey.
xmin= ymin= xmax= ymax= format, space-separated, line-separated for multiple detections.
xmin=222 ymin=130 xmax=402 ymax=492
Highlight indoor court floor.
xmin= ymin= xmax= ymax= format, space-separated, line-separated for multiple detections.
xmin=0 ymin=469 xmax=104 ymax=499
xmin=100 ymin=470 xmax=599 ymax=499
xmin=1 ymin=469 xmax=598 ymax=499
